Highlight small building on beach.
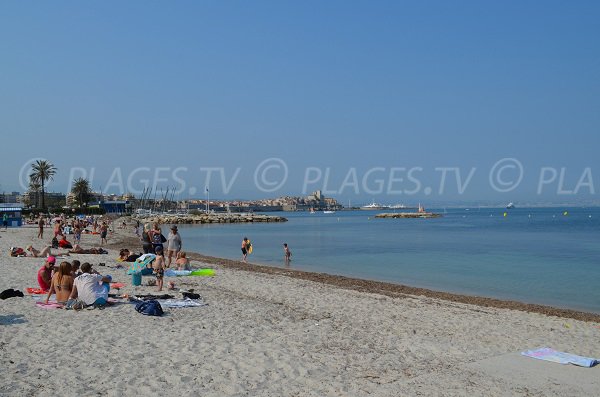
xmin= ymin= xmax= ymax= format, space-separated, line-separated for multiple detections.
xmin=0 ymin=204 xmax=23 ymax=227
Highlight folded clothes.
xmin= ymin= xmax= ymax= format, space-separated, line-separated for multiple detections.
xmin=0 ymin=288 xmax=24 ymax=299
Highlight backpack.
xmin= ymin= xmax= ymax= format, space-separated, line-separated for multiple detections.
xmin=135 ymin=300 xmax=164 ymax=316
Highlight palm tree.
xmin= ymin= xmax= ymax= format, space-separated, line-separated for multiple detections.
xmin=27 ymin=180 xmax=42 ymax=208
xmin=29 ymin=160 xmax=57 ymax=210
xmin=71 ymin=177 xmax=91 ymax=208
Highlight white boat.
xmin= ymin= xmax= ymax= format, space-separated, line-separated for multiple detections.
xmin=323 ymin=210 xmax=336 ymax=214
xmin=360 ymin=202 xmax=388 ymax=210
xmin=506 ymin=202 xmax=515 ymax=209
xmin=389 ymin=204 xmax=407 ymax=209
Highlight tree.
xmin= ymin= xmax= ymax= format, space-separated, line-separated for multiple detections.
xmin=71 ymin=177 xmax=91 ymax=207
xmin=27 ymin=180 xmax=42 ymax=208
xmin=29 ymin=160 xmax=57 ymax=210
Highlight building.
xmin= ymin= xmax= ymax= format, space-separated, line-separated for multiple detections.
xmin=22 ymin=191 xmax=67 ymax=208
xmin=0 ymin=204 xmax=23 ymax=227
xmin=0 ymin=192 xmax=20 ymax=204
xmin=91 ymin=200 xmax=133 ymax=214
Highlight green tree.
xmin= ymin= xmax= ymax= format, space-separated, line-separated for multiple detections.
xmin=29 ymin=160 xmax=57 ymax=210
xmin=27 ymin=180 xmax=42 ymax=208
xmin=71 ymin=177 xmax=91 ymax=207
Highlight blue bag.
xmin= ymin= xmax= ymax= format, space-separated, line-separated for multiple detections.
xmin=135 ymin=300 xmax=164 ymax=316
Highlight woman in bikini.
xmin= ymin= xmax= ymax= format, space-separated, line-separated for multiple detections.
xmin=44 ymin=261 xmax=74 ymax=304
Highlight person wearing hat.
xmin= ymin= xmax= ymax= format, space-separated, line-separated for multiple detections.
xmin=166 ymin=225 xmax=182 ymax=268
xmin=37 ymin=256 xmax=56 ymax=290
xmin=69 ymin=263 xmax=112 ymax=306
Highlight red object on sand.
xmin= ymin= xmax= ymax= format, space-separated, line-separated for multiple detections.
xmin=26 ymin=288 xmax=48 ymax=295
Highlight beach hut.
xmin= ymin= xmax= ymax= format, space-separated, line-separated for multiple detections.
xmin=0 ymin=204 xmax=23 ymax=227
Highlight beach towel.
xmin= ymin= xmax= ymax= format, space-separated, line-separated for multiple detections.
xmin=521 ymin=347 xmax=599 ymax=367
xmin=156 ymin=298 xmax=207 ymax=308
xmin=164 ymin=269 xmax=192 ymax=277
xmin=110 ymin=283 xmax=126 ymax=289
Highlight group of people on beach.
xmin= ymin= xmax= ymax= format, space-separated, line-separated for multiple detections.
xmin=33 ymin=213 xmax=111 ymax=246
xmin=38 ymin=256 xmax=111 ymax=308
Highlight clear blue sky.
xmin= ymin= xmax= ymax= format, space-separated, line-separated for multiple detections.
xmin=1 ymin=1 xmax=599 ymax=204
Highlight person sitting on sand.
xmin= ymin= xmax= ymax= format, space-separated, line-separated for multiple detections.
xmin=69 ymin=263 xmax=112 ymax=306
xmin=175 ymin=251 xmax=191 ymax=270
xmin=58 ymin=235 xmax=73 ymax=249
xmin=37 ymin=256 xmax=56 ymax=291
xmin=71 ymin=260 xmax=81 ymax=278
xmin=44 ymin=261 xmax=74 ymax=304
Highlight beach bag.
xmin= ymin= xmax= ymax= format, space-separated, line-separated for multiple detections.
xmin=135 ymin=300 xmax=164 ymax=316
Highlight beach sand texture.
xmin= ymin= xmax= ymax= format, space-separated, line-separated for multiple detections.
xmin=1 ymin=225 xmax=599 ymax=396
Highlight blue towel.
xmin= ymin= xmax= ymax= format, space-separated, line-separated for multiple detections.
xmin=521 ymin=347 xmax=599 ymax=367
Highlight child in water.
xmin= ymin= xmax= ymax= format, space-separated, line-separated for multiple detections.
xmin=283 ymin=243 xmax=292 ymax=264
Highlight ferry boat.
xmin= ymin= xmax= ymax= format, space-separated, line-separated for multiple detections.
xmin=360 ymin=202 xmax=388 ymax=210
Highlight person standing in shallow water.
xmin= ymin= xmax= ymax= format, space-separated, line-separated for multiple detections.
xmin=283 ymin=243 xmax=292 ymax=265
xmin=241 ymin=237 xmax=250 ymax=263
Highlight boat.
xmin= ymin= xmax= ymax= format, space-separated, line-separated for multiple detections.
xmin=506 ymin=202 xmax=515 ymax=209
xmin=389 ymin=204 xmax=407 ymax=209
xmin=360 ymin=202 xmax=389 ymax=210
xmin=323 ymin=210 xmax=336 ymax=214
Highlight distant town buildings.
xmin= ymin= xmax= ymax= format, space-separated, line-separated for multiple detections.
xmin=178 ymin=190 xmax=341 ymax=213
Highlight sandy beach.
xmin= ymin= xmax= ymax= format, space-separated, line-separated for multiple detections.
xmin=1 ymin=223 xmax=599 ymax=396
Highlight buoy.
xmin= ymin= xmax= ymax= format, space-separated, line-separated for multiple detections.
xmin=503 ymin=212 xmax=507 ymax=217
xmin=563 ymin=211 xmax=568 ymax=216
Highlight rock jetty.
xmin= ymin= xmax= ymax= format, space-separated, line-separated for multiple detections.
xmin=375 ymin=212 xmax=442 ymax=219
xmin=135 ymin=213 xmax=288 ymax=224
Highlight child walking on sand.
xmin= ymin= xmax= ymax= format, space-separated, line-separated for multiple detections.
xmin=153 ymin=248 xmax=165 ymax=291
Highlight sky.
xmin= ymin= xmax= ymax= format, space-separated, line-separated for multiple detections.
xmin=1 ymin=1 xmax=599 ymax=205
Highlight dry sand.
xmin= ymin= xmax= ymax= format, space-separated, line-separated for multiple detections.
xmin=1 ymin=223 xmax=599 ymax=396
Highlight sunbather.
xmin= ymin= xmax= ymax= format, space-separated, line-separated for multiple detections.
xmin=44 ymin=261 xmax=74 ymax=304
xmin=69 ymin=245 xmax=108 ymax=254
xmin=27 ymin=245 xmax=53 ymax=257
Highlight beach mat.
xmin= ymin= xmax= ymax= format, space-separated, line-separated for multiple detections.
xmin=521 ymin=347 xmax=599 ymax=367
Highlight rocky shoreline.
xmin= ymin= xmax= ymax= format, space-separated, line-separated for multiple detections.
xmin=134 ymin=213 xmax=288 ymax=224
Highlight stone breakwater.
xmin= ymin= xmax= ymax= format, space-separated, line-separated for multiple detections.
xmin=135 ymin=213 xmax=288 ymax=224
xmin=375 ymin=212 xmax=442 ymax=219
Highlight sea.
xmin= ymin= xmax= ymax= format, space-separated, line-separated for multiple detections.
xmin=175 ymin=207 xmax=600 ymax=314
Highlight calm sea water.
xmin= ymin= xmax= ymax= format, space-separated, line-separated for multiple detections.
xmin=174 ymin=208 xmax=600 ymax=313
